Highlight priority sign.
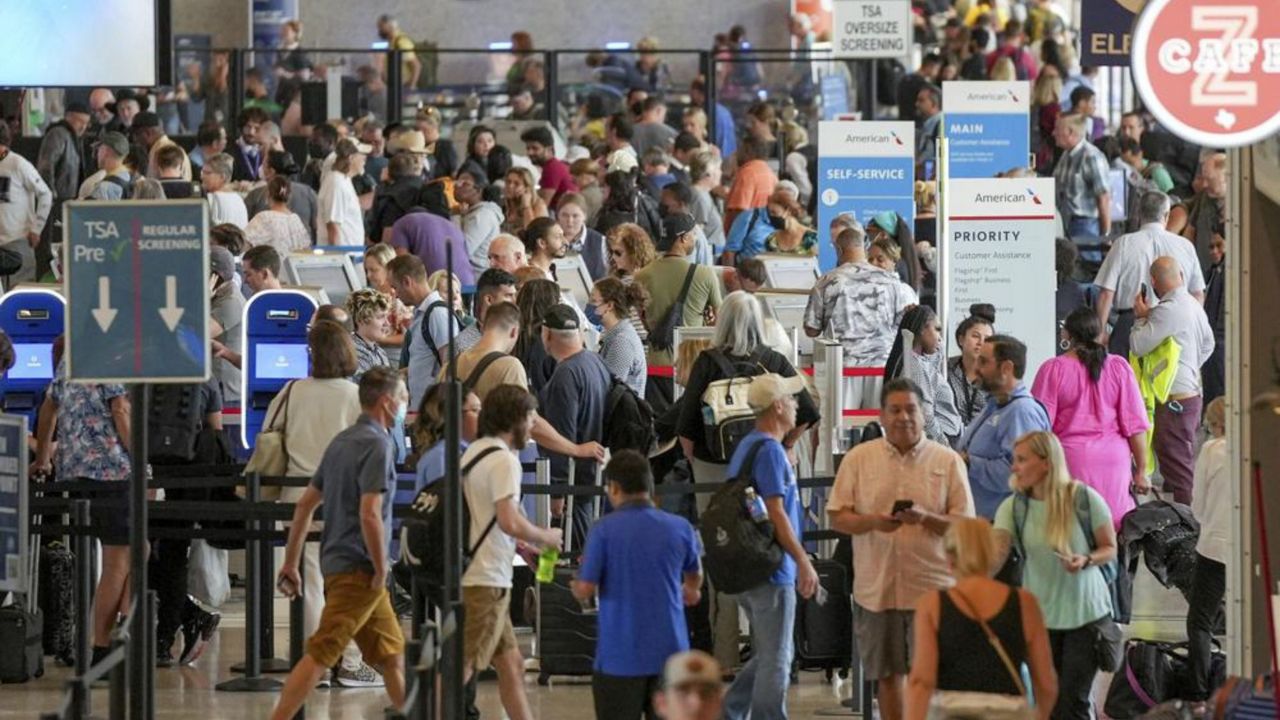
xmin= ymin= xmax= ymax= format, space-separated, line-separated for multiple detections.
xmin=64 ymin=200 xmax=210 ymax=383
xmin=1132 ymin=0 xmax=1280 ymax=147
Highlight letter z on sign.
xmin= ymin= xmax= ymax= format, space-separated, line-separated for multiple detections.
xmin=1132 ymin=0 xmax=1280 ymax=147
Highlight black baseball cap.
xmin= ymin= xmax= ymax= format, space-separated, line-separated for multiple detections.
xmin=65 ymin=102 xmax=90 ymax=116
xmin=542 ymin=304 xmax=581 ymax=332
xmin=658 ymin=212 xmax=697 ymax=251
xmin=266 ymin=151 xmax=300 ymax=176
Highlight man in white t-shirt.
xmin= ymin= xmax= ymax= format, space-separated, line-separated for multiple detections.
xmin=461 ymin=384 xmax=561 ymax=720
xmin=0 ymin=122 xmax=53 ymax=285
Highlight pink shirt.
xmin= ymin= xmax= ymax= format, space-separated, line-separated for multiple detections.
xmin=1031 ymin=354 xmax=1148 ymax=450
xmin=828 ymin=437 xmax=974 ymax=612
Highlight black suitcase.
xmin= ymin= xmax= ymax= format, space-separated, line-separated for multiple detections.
xmin=0 ymin=605 xmax=44 ymax=683
xmin=794 ymin=557 xmax=853 ymax=675
xmin=39 ymin=543 xmax=76 ymax=666
xmin=535 ymin=566 xmax=597 ymax=685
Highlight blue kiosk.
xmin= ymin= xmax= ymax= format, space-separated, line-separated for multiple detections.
xmin=240 ymin=289 xmax=318 ymax=451
xmin=0 ymin=288 xmax=65 ymax=423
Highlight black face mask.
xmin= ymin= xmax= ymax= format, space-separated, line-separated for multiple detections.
xmin=768 ymin=213 xmax=787 ymax=230
xmin=306 ymin=140 xmax=328 ymax=159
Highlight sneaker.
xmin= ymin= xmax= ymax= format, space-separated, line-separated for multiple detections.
xmin=316 ymin=671 xmax=332 ymax=689
xmin=178 ymin=606 xmax=221 ymax=666
xmin=334 ymin=661 xmax=385 ymax=688
xmin=155 ymin=649 xmax=175 ymax=668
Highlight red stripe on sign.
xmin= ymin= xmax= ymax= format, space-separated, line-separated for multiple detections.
xmin=131 ymin=219 xmax=143 ymax=375
xmin=843 ymin=409 xmax=881 ymax=417
xmin=949 ymin=215 xmax=1057 ymax=221
xmin=648 ymin=366 xmax=676 ymax=378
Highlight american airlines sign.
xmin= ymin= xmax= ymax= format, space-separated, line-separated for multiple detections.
xmin=1133 ymin=0 xmax=1280 ymax=147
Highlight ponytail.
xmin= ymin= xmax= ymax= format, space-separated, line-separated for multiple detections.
xmin=1063 ymin=307 xmax=1106 ymax=382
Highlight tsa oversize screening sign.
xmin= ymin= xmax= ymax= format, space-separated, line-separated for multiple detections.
xmin=942 ymin=81 xmax=1032 ymax=178
xmin=833 ymin=0 xmax=912 ymax=59
xmin=1133 ymin=0 xmax=1280 ymax=147
xmin=816 ymin=121 xmax=915 ymax=272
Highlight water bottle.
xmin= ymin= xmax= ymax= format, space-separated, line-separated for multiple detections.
xmin=744 ymin=488 xmax=767 ymax=523
xmin=535 ymin=547 xmax=560 ymax=584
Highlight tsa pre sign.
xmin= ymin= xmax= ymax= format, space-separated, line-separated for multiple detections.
xmin=816 ymin=121 xmax=915 ymax=272
xmin=1132 ymin=0 xmax=1280 ymax=147
xmin=833 ymin=0 xmax=912 ymax=58
xmin=64 ymin=201 xmax=210 ymax=383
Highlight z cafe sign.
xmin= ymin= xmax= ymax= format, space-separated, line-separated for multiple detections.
xmin=1132 ymin=0 xmax=1280 ymax=147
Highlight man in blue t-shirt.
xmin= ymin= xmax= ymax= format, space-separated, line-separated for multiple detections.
xmin=573 ymin=450 xmax=703 ymax=720
xmin=721 ymin=373 xmax=819 ymax=720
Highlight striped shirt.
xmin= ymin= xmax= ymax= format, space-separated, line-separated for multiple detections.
xmin=352 ymin=332 xmax=390 ymax=379
xmin=1054 ymin=139 xmax=1110 ymax=221
xmin=599 ymin=321 xmax=647 ymax=396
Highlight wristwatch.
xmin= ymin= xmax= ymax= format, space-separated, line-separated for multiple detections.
xmin=1081 ymin=555 xmax=1092 ymax=568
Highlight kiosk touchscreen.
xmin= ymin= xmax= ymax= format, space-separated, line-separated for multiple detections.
xmin=759 ymin=255 xmax=820 ymax=290
xmin=552 ymin=255 xmax=594 ymax=308
xmin=283 ymin=253 xmax=363 ymax=308
xmin=241 ymin=290 xmax=318 ymax=450
xmin=0 ymin=289 xmax=64 ymax=422
xmin=759 ymin=292 xmax=813 ymax=356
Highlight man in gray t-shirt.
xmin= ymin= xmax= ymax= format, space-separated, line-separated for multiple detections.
xmin=209 ymin=247 xmax=244 ymax=405
xmin=272 ymin=368 xmax=408 ymax=720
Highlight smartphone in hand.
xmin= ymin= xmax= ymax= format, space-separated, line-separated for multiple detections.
xmin=890 ymin=499 xmax=915 ymax=515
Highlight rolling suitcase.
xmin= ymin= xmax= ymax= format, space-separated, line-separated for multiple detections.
xmin=535 ymin=463 xmax=598 ymax=685
xmin=0 ymin=543 xmax=45 ymax=683
xmin=38 ymin=542 xmax=76 ymax=666
xmin=793 ymin=557 xmax=853 ymax=678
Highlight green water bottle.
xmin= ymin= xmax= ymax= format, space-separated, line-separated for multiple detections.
xmin=535 ymin=547 xmax=560 ymax=583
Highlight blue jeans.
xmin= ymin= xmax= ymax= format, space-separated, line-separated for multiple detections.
xmin=1066 ymin=215 xmax=1100 ymax=239
xmin=724 ymin=583 xmax=796 ymax=720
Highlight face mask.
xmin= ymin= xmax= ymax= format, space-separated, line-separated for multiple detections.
xmin=768 ymin=213 xmax=787 ymax=230
xmin=584 ymin=303 xmax=604 ymax=327
xmin=393 ymin=400 xmax=408 ymax=427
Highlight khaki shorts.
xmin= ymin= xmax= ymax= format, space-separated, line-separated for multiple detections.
xmin=854 ymin=605 xmax=914 ymax=679
xmin=305 ymin=571 xmax=405 ymax=669
xmin=463 ymin=586 xmax=518 ymax=671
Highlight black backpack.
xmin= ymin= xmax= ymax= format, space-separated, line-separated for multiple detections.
xmin=401 ymin=446 xmax=503 ymax=585
xmin=602 ymin=376 xmax=656 ymax=455
xmin=699 ymin=439 xmax=785 ymax=595
xmin=148 ymin=383 xmax=206 ymax=463
xmin=647 ymin=264 xmax=699 ymax=353
xmin=399 ymin=300 xmax=451 ymax=369
xmin=100 ymin=174 xmax=132 ymax=199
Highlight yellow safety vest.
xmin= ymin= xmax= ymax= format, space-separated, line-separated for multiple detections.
xmin=1129 ymin=336 xmax=1182 ymax=467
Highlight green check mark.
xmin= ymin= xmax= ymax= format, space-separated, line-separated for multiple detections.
xmin=111 ymin=238 xmax=129 ymax=262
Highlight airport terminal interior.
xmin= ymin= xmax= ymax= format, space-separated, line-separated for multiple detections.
xmin=1 ymin=0 xmax=1280 ymax=719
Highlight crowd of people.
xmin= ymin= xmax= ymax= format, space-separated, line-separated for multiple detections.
xmin=0 ymin=3 xmax=1238 ymax=720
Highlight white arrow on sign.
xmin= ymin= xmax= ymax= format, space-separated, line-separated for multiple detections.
xmin=158 ymin=276 xmax=185 ymax=331
xmin=91 ymin=277 xmax=117 ymax=332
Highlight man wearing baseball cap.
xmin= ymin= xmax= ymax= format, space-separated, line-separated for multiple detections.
xmin=656 ymin=651 xmax=724 ymax=720
xmin=133 ymin=111 xmax=193 ymax=182
xmin=538 ymin=303 xmax=612 ymax=547
xmin=78 ymin=131 xmax=133 ymax=201
xmin=208 ymin=246 xmax=244 ymax=405
xmin=721 ymin=372 xmax=818 ymax=720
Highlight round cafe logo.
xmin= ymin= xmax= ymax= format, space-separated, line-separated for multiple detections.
xmin=1132 ymin=0 xmax=1280 ymax=147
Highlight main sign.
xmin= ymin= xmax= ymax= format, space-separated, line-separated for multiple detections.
xmin=833 ymin=0 xmax=912 ymax=59
xmin=64 ymin=201 xmax=210 ymax=382
xmin=1132 ymin=0 xmax=1280 ymax=147
xmin=816 ymin=121 xmax=916 ymax=272
xmin=942 ymin=81 xmax=1032 ymax=178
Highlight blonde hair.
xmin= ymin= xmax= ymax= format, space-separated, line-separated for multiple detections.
xmin=870 ymin=237 xmax=902 ymax=263
xmin=1011 ymin=431 xmax=1079 ymax=555
xmin=989 ymin=57 xmax=1017 ymax=82
xmin=346 ymin=287 xmax=392 ymax=327
xmin=364 ymin=242 xmax=396 ymax=267
xmin=1032 ymin=71 xmax=1062 ymax=107
xmin=1204 ymin=397 xmax=1226 ymax=437
xmin=676 ymin=338 xmax=714 ymax=387
xmin=945 ymin=518 xmax=997 ymax=578
xmin=427 ymin=270 xmax=460 ymax=298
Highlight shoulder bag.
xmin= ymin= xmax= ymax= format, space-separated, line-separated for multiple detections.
xmin=242 ymin=380 xmax=296 ymax=500
xmin=928 ymin=588 xmax=1034 ymax=720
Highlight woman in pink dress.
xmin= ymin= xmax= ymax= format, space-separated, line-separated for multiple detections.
xmin=1032 ymin=308 xmax=1151 ymax=527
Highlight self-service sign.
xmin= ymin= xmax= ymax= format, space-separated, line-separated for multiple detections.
xmin=816 ymin=121 xmax=916 ymax=272
xmin=64 ymin=201 xmax=210 ymax=382
xmin=1133 ymin=0 xmax=1280 ymax=147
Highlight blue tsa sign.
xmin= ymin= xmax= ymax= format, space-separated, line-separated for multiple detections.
xmin=816 ymin=121 xmax=916 ymax=272
xmin=942 ymin=81 xmax=1032 ymax=178
xmin=64 ymin=201 xmax=210 ymax=382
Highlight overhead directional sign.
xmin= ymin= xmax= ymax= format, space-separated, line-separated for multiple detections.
xmin=64 ymin=200 xmax=210 ymax=383
xmin=833 ymin=0 xmax=912 ymax=59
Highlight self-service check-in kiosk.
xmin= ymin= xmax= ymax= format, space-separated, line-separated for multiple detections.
xmin=241 ymin=289 xmax=318 ymax=450
xmin=0 ymin=288 xmax=64 ymax=422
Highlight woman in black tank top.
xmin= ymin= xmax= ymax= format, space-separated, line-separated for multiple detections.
xmin=906 ymin=519 xmax=1058 ymax=720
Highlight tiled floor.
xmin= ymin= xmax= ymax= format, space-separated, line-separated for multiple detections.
xmin=0 ymin=590 xmax=856 ymax=719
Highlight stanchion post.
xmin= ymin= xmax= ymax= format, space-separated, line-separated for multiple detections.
xmin=73 ymin=499 xmax=92 ymax=681
xmin=110 ymin=639 xmax=126 ymax=720
xmin=127 ymin=384 xmax=150 ymax=720
xmin=215 ymin=472 xmax=282 ymax=692
xmin=533 ymin=458 xmax=551 ymax=529
xmin=145 ymin=591 xmax=157 ymax=720
xmin=289 ymin=559 xmax=305 ymax=720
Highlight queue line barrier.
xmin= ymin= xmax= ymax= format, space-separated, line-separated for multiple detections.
xmin=29 ymin=462 xmax=843 ymax=720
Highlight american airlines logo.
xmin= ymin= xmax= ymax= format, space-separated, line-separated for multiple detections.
xmin=843 ymin=133 xmax=898 ymax=145
xmin=965 ymin=91 xmax=1019 ymax=103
